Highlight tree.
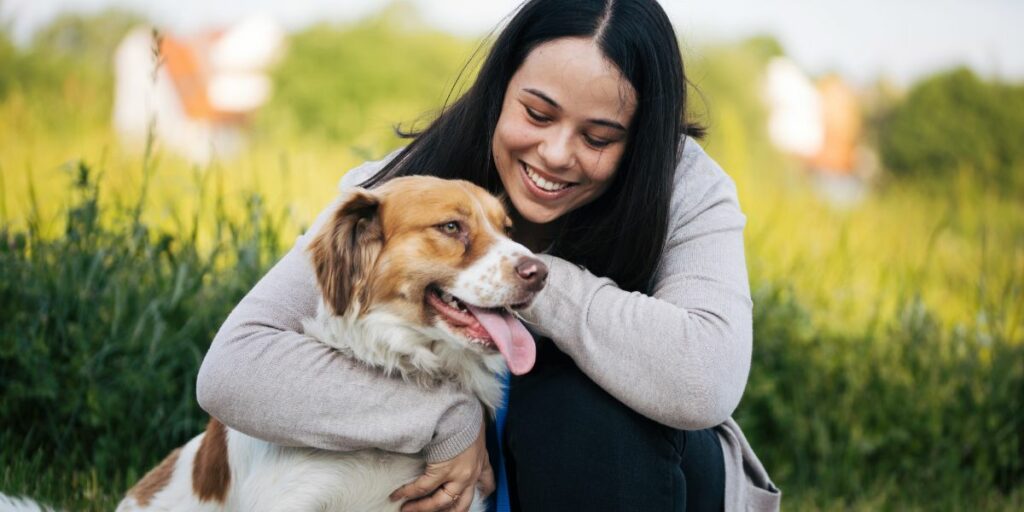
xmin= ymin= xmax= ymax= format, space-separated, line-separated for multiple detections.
xmin=878 ymin=68 xmax=1024 ymax=188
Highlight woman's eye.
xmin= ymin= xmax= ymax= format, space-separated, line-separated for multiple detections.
xmin=439 ymin=221 xmax=461 ymax=235
xmin=584 ymin=134 xmax=612 ymax=148
xmin=525 ymin=106 xmax=551 ymax=123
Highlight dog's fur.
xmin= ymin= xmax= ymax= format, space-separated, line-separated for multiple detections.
xmin=114 ymin=176 xmax=546 ymax=512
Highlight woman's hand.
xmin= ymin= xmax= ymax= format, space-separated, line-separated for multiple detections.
xmin=389 ymin=421 xmax=495 ymax=512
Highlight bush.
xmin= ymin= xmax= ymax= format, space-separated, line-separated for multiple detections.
xmin=255 ymin=10 xmax=472 ymax=148
xmin=739 ymin=280 xmax=1024 ymax=504
xmin=0 ymin=162 xmax=288 ymax=485
xmin=878 ymin=68 xmax=1024 ymax=189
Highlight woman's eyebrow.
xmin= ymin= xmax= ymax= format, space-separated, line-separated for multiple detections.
xmin=523 ymin=87 xmax=627 ymax=132
xmin=524 ymin=88 xmax=560 ymax=109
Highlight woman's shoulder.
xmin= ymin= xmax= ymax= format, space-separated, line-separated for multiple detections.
xmin=669 ymin=137 xmax=744 ymax=226
xmin=337 ymin=147 xmax=405 ymax=190
xmin=673 ymin=137 xmax=735 ymax=190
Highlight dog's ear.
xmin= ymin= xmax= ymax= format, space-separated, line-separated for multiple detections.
xmin=309 ymin=188 xmax=383 ymax=315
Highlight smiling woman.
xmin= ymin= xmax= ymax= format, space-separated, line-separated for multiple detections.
xmin=196 ymin=1 xmax=779 ymax=511
xmin=493 ymin=37 xmax=635 ymax=230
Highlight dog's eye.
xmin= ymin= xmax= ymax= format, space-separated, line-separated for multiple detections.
xmin=438 ymin=221 xmax=461 ymax=235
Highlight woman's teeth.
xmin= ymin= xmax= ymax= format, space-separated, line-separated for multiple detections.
xmin=524 ymin=165 xmax=571 ymax=192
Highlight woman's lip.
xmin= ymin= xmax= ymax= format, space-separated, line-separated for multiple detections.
xmin=519 ymin=161 xmax=577 ymax=200
xmin=520 ymin=161 xmax=574 ymax=185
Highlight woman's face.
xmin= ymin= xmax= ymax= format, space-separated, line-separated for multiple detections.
xmin=493 ymin=37 xmax=637 ymax=225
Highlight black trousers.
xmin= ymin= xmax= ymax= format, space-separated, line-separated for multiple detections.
xmin=489 ymin=339 xmax=725 ymax=512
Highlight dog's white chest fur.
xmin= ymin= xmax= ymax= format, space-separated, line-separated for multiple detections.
xmin=303 ymin=303 xmax=508 ymax=412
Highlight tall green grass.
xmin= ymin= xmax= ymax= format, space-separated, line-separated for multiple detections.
xmin=742 ymin=281 xmax=1023 ymax=506
xmin=0 ymin=160 xmax=290 ymax=509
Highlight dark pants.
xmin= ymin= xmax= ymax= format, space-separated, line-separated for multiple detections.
xmin=491 ymin=339 xmax=725 ymax=512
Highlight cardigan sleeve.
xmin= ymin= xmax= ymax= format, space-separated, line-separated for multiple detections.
xmin=518 ymin=141 xmax=753 ymax=430
xmin=196 ymin=154 xmax=483 ymax=463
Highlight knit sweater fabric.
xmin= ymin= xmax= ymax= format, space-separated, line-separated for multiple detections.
xmin=196 ymin=139 xmax=780 ymax=511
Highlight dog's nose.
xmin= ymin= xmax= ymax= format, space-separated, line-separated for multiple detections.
xmin=515 ymin=256 xmax=548 ymax=291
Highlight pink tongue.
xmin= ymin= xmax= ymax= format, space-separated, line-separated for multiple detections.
xmin=465 ymin=304 xmax=536 ymax=375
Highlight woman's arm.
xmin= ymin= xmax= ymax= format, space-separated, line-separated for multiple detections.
xmin=195 ymin=156 xmax=482 ymax=463
xmin=519 ymin=142 xmax=752 ymax=431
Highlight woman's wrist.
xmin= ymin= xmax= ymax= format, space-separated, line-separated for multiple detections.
xmin=423 ymin=399 xmax=483 ymax=463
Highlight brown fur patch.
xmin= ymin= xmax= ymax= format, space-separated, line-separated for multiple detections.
xmin=128 ymin=447 xmax=181 ymax=506
xmin=309 ymin=188 xmax=383 ymax=315
xmin=192 ymin=418 xmax=231 ymax=503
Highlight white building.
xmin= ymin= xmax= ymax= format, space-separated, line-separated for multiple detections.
xmin=113 ymin=15 xmax=285 ymax=164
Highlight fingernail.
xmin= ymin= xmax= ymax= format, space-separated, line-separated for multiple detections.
xmin=389 ymin=493 xmax=399 ymax=502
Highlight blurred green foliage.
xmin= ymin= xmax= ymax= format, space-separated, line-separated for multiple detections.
xmin=30 ymin=8 xmax=143 ymax=72
xmin=741 ymin=282 xmax=1023 ymax=500
xmin=1 ymin=162 xmax=288 ymax=509
xmin=255 ymin=9 xmax=476 ymax=153
xmin=1 ymin=7 xmax=1022 ymax=511
xmin=0 ymin=9 xmax=140 ymax=137
xmin=878 ymin=68 xmax=1024 ymax=189
xmin=0 ymin=25 xmax=61 ymax=100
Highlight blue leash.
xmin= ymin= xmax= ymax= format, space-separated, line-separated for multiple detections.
xmin=492 ymin=371 xmax=512 ymax=512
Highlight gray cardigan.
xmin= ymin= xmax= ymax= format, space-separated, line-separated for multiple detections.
xmin=196 ymin=140 xmax=780 ymax=511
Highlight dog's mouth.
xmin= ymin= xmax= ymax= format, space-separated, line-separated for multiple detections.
xmin=426 ymin=286 xmax=536 ymax=375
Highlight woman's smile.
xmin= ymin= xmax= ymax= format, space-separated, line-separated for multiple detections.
xmin=519 ymin=160 xmax=577 ymax=198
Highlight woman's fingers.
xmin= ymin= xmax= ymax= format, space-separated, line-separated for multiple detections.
xmin=400 ymin=484 xmax=467 ymax=512
xmin=390 ymin=470 xmax=445 ymax=502
xmin=395 ymin=420 xmax=488 ymax=511
xmin=452 ymin=485 xmax=475 ymax=512
xmin=478 ymin=461 xmax=496 ymax=497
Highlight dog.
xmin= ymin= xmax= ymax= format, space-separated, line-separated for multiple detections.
xmin=115 ymin=176 xmax=547 ymax=511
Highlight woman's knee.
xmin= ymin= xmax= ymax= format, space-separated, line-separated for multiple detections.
xmin=508 ymin=361 xmax=673 ymax=460
xmin=504 ymin=354 xmax=685 ymax=510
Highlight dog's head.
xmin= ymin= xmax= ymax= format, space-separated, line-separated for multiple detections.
xmin=308 ymin=175 xmax=547 ymax=378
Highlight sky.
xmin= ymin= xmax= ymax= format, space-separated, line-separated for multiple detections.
xmin=3 ymin=0 xmax=1022 ymax=86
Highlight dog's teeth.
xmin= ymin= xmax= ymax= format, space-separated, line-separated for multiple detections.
xmin=441 ymin=292 xmax=454 ymax=302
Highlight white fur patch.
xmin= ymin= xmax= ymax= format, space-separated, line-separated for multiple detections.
xmin=0 ymin=494 xmax=59 ymax=512
xmin=303 ymin=303 xmax=506 ymax=413
xmin=448 ymin=238 xmax=535 ymax=308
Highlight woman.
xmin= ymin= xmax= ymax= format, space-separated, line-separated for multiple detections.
xmin=197 ymin=0 xmax=780 ymax=510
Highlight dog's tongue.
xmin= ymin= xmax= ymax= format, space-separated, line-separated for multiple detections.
xmin=464 ymin=304 xmax=536 ymax=375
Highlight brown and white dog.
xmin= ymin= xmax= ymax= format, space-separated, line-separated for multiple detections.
xmin=115 ymin=176 xmax=547 ymax=512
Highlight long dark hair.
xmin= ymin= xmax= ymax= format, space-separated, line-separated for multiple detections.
xmin=364 ymin=0 xmax=704 ymax=293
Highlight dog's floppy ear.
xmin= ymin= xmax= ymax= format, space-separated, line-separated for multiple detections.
xmin=309 ymin=188 xmax=383 ymax=315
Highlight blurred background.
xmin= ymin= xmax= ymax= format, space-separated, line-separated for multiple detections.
xmin=1 ymin=0 xmax=1021 ymax=509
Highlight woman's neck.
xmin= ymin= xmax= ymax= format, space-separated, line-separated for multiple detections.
xmin=511 ymin=211 xmax=560 ymax=253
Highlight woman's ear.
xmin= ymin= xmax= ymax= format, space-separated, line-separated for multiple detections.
xmin=308 ymin=188 xmax=383 ymax=315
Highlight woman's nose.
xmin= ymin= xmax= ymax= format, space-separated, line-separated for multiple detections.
xmin=538 ymin=128 xmax=576 ymax=170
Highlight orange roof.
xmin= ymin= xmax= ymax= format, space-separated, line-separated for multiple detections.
xmin=159 ymin=35 xmax=245 ymax=123
xmin=808 ymin=75 xmax=861 ymax=174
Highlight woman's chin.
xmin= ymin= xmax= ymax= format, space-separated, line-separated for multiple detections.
xmin=520 ymin=208 xmax=556 ymax=224
xmin=507 ymin=191 xmax=566 ymax=224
